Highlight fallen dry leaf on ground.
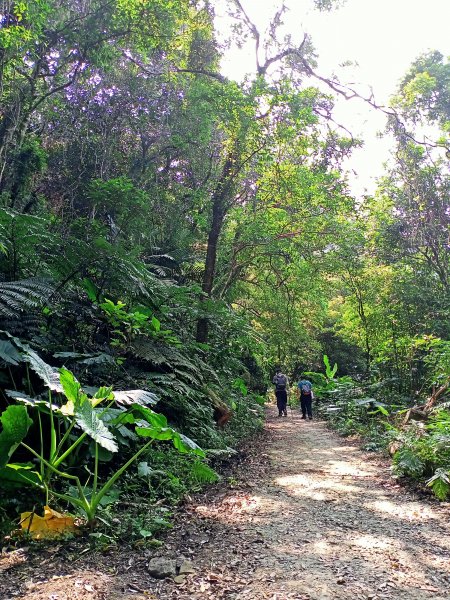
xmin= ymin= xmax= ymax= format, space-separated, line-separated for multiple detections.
xmin=20 ymin=505 xmax=79 ymax=539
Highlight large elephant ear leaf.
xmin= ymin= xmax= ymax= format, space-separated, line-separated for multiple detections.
xmin=0 ymin=340 xmax=22 ymax=365
xmin=75 ymin=402 xmax=118 ymax=452
xmin=23 ymin=348 xmax=62 ymax=392
xmin=130 ymin=404 xmax=167 ymax=428
xmin=0 ymin=406 xmax=33 ymax=468
xmin=172 ymin=432 xmax=205 ymax=457
xmin=114 ymin=390 xmax=157 ymax=407
xmin=0 ymin=463 xmax=43 ymax=488
xmin=135 ymin=426 xmax=174 ymax=441
xmin=5 ymin=390 xmax=59 ymax=411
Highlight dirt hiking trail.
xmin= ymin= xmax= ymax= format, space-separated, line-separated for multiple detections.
xmin=2 ymin=407 xmax=450 ymax=600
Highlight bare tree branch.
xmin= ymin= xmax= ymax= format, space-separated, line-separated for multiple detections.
xmin=232 ymin=0 xmax=261 ymax=74
xmin=122 ymin=51 xmax=227 ymax=83
xmin=260 ymin=33 xmax=309 ymax=76
xmin=300 ymin=58 xmax=450 ymax=152
xmin=173 ymin=67 xmax=226 ymax=83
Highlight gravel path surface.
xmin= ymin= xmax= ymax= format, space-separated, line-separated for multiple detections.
xmin=2 ymin=407 xmax=449 ymax=600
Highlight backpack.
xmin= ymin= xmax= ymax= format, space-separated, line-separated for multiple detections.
xmin=275 ymin=374 xmax=287 ymax=391
xmin=300 ymin=381 xmax=312 ymax=395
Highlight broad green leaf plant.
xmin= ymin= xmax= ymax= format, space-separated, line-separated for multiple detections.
xmin=1 ymin=348 xmax=204 ymax=527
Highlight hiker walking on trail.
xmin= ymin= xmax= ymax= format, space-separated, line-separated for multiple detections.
xmin=297 ymin=376 xmax=313 ymax=420
xmin=273 ymin=369 xmax=289 ymax=417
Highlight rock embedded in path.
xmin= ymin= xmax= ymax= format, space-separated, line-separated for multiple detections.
xmin=147 ymin=557 xmax=177 ymax=579
xmin=178 ymin=559 xmax=196 ymax=574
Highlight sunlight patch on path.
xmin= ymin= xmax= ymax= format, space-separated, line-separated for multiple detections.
xmin=139 ymin=407 xmax=450 ymax=600
xmin=365 ymin=500 xmax=439 ymax=522
xmin=350 ymin=533 xmax=398 ymax=551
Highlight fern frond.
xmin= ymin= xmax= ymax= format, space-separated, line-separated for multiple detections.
xmin=173 ymin=367 xmax=203 ymax=386
xmin=146 ymin=373 xmax=200 ymax=400
xmin=132 ymin=341 xmax=171 ymax=365
xmin=191 ymin=461 xmax=219 ymax=484
xmin=0 ymin=278 xmax=54 ymax=318
xmin=132 ymin=340 xmax=200 ymax=374
xmin=0 ymin=313 xmax=44 ymax=336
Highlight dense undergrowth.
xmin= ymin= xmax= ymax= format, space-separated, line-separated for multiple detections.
xmin=312 ymin=356 xmax=450 ymax=501
xmin=0 ymin=320 xmax=265 ymax=541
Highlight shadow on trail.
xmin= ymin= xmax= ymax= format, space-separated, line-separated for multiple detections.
xmin=235 ymin=407 xmax=450 ymax=599
xmin=3 ymin=406 xmax=449 ymax=600
xmin=182 ymin=407 xmax=450 ymax=599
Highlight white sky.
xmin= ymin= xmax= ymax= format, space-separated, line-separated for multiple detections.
xmin=215 ymin=0 xmax=450 ymax=197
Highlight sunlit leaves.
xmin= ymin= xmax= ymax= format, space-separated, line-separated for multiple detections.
xmin=75 ymin=401 xmax=118 ymax=453
xmin=0 ymin=463 xmax=42 ymax=489
xmin=427 ymin=469 xmax=450 ymax=501
xmin=59 ymin=368 xmax=81 ymax=406
xmin=394 ymin=51 xmax=450 ymax=129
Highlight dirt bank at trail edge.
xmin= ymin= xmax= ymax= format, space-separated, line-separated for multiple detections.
xmin=2 ymin=407 xmax=450 ymax=600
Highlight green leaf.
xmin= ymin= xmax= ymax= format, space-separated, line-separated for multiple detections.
xmin=426 ymin=469 xmax=450 ymax=500
xmin=135 ymin=426 xmax=174 ymax=441
xmin=5 ymin=390 xmax=59 ymax=411
xmin=139 ymin=529 xmax=153 ymax=538
xmin=93 ymin=386 xmax=114 ymax=401
xmin=81 ymin=277 xmax=99 ymax=302
xmin=0 ymin=340 xmax=22 ymax=365
xmin=172 ymin=432 xmax=205 ymax=457
xmin=191 ymin=461 xmax=219 ymax=483
xmin=90 ymin=386 xmax=114 ymax=407
xmin=151 ymin=315 xmax=161 ymax=332
xmin=152 ymin=516 xmax=172 ymax=528
xmin=130 ymin=405 xmax=167 ymax=428
xmin=0 ymin=463 xmax=42 ymax=488
xmin=88 ymin=441 xmax=114 ymax=462
xmin=137 ymin=461 xmax=153 ymax=477
xmin=233 ymin=378 xmax=248 ymax=396
xmin=23 ymin=348 xmax=62 ymax=392
xmin=112 ymin=412 xmax=136 ymax=426
xmin=53 ymin=352 xmax=88 ymax=359
xmin=54 ymin=352 xmax=115 ymax=367
xmin=59 ymin=368 xmax=81 ymax=404
xmin=114 ymin=390 xmax=158 ymax=406
xmin=323 ymin=354 xmax=338 ymax=379
xmin=67 ymin=485 xmax=119 ymax=507
xmin=81 ymin=353 xmax=116 ymax=366
xmin=0 ymin=405 xmax=33 ymax=467
xmin=75 ymin=402 xmax=118 ymax=452
xmin=393 ymin=448 xmax=425 ymax=477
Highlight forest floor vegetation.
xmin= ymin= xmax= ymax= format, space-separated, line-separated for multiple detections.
xmin=1 ymin=406 xmax=449 ymax=600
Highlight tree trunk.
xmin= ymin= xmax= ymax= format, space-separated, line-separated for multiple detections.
xmin=196 ymin=150 xmax=238 ymax=343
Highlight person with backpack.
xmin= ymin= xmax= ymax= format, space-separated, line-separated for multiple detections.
xmin=273 ymin=368 xmax=289 ymax=417
xmin=297 ymin=376 xmax=313 ymax=420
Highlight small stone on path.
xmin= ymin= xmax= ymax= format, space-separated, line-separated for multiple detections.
xmin=147 ymin=557 xmax=177 ymax=579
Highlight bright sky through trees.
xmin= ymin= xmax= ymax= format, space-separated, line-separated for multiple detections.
xmin=215 ymin=0 xmax=450 ymax=196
